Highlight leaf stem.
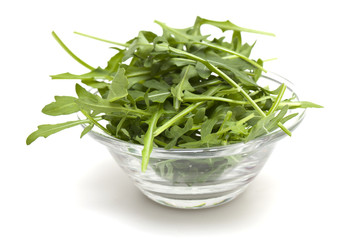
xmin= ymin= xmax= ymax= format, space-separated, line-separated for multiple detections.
xmin=52 ymin=31 xmax=95 ymax=70
xmin=80 ymin=110 xmax=112 ymax=135
xmin=184 ymin=95 xmax=246 ymax=105
xmin=263 ymin=57 xmax=278 ymax=62
xmin=74 ymin=32 xmax=130 ymax=47
xmin=142 ymin=108 xmax=162 ymax=172
xmin=153 ymin=102 xmax=204 ymax=137
xmin=267 ymin=83 xmax=286 ymax=115
xmin=184 ymin=94 xmax=271 ymax=105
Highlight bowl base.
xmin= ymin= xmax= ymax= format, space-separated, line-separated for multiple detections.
xmin=140 ymin=185 xmax=249 ymax=209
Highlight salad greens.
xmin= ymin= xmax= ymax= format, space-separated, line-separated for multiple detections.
xmin=26 ymin=17 xmax=322 ymax=172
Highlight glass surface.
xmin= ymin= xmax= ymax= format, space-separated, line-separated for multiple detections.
xmin=86 ymin=73 xmax=306 ymax=209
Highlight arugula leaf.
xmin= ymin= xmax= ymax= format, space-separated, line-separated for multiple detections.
xmin=42 ymin=96 xmax=79 ymax=116
xmin=80 ymin=123 xmax=94 ymax=138
xmin=26 ymin=119 xmax=93 ymax=145
xmin=81 ymin=79 xmax=109 ymax=89
xmin=194 ymin=16 xmax=276 ymax=36
xmin=279 ymin=101 xmax=324 ymax=109
xmin=107 ymin=68 xmax=128 ymax=102
xmin=143 ymin=80 xmax=170 ymax=91
xmin=75 ymin=83 xmax=100 ymax=101
xmin=245 ymin=105 xmax=289 ymax=142
xmin=155 ymin=20 xmax=205 ymax=42
xmin=201 ymin=118 xmax=218 ymax=139
xmin=165 ymin=118 xmax=194 ymax=149
xmin=148 ymin=90 xmax=171 ymax=103
xmin=51 ymin=68 xmax=112 ymax=80
xmin=105 ymin=49 xmax=126 ymax=73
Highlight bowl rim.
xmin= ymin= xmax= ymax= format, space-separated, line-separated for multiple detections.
xmin=84 ymin=72 xmax=306 ymax=153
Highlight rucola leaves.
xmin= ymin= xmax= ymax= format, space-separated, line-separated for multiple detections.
xmin=27 ymin=17 xmax=322 ymax=173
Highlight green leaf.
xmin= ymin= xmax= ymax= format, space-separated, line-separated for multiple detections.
xmin=76 ymin=97 xmax=149 ymax=117
xmin=104 ymin=49 xmax=125 ymax=73
xmin=51 ymin=68 xmax=111 ymax=80
xmin=165 ymin=118 xmax=194 ymax=149
xmin=195 ymin=16 xmax=275 ymax=36
xmin=81 ymin=79 xmax=109 ymax=89
xmin=80 ymin=123 xmax=94 ymax=138
xmin=128 ymin=89 xmax=171 ymax=103
xmin=217 ymin=113 xmax=255 ymax=136
xmin=148 ymin=90 xmax=171 ymax=103
xmin=279 ymin=101 xmax=323 ymax=109
xmin=107 ymin=68 xmax=128 ymax=102
xmin=201 ymin=118 xmax=218 ymax=139
xmin=26 ymin=119 xmax=92 ymax=145
xmin=42 ymin=96 xmax=80 ymax=116
xmin=193 ymin=107 xmax=206 ymax=124
xmin=253 ymin=58 xmax=264 ymax=81
xmin=161 ymin=58 xmax=195 ymax=70
xmin=75 ymin=83 xmax=100 ymax=101
xmin=123 ymin=31 xmax=154 ymax=61
xmin=143 ymin=80 xmax=170 ymax=91
xmin=245 ymin=106 xmax=289 ymax=142
xmin=154 ymin=20 xmax=205 ymax=42
xmin=195 ymin=61 xmax=210 ymax=79
xmin=267 ymin=83 xmax=286 ymax=115
xmin=194 ymin=41 xmax=267 ymax=72
xmin=204 ymin=54 xmax=258 ymax=86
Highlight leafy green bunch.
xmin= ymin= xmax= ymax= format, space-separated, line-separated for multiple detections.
xmin=26 ymin=17 xmax=321 ymax=171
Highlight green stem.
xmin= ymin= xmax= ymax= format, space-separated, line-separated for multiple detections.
xmin=115 ymin=116 xmax=127 ymax=136
xmin=126 ymin=70 xmax=152 ymax=78
xmin=74 ymin=32 xmax=130 ymax=47
xmin=142 ymin=108 xmax=162 ymax=172
xmin=52 ymin=31 xmax=95 ymax=70
xmin=80 ymin=110 xmax=111 ymax=135
xmin=153 ymin=102 xmax=204 ymax=137
xmin=184 ymin=95 xmax=246 ymax=105
xmin=267 ymin=83 xmax=286 ymax=115
xmin=265 ymin=83 xmax=291 ymax=136
xmin=277 ymin=122 xmax=291 ymax=136
xmin=184 ymin=95 xmax=271 ymax=105
xmin=263 ymin=57 xmax=278 ymax=62
xmin=193 ymin=79 xmax=222 ymax=88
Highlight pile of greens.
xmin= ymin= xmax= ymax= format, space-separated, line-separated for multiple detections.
xmin=26 ymin=17 xmax=321 ymax=172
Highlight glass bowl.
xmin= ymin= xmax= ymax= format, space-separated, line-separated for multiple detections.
xmin=86 ymin=73 xmax=305 ymax=209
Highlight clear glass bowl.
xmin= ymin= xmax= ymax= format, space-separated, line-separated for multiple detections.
xmin=86 ymin=73 xmax=305 ymax=209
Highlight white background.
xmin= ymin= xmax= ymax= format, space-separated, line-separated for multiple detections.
xmin=1 ymin=0 xmax=355 ymax=239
